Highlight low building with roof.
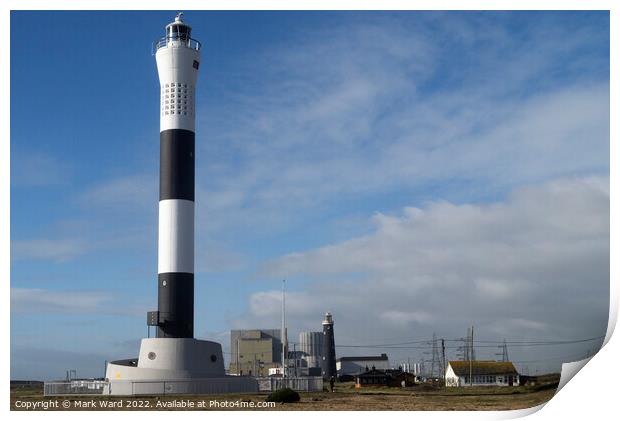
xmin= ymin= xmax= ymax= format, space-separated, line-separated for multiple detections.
xmin=354 ymin=368 xmax=416 ymax=388
xmin=336 ymin=353 xmax=390 ymax=376
xmin=445 ymin=361 xmax=520 ymax=387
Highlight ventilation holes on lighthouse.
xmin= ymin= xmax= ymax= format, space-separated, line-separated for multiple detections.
xmin=161 ymin=84 xmax=195 ymax=117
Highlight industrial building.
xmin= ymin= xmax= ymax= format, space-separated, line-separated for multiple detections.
xmin=299 ymin=331 xmax=324 ymax=369
xmin=229 ymin=329 xmax=282 ymax=376
xmin=444 ymin=361 xmax=520 ymax=387
xmin=337 ymin=353 xmax=390 ymax=376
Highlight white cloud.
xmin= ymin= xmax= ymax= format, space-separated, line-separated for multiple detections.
xmin=29 ymin=15 xmax=607 ymax=272
xmin=10 ymin=347 xmax=112 ymax=381
xmin=248 ymin=290 xmax=319 ymax=319
xmin=10 ymin=288 xmax=146 ymax=317
xmin=474 ymin=279 xmax=517 ymax=300
xmin=10 ymin=174 xmax=159 ymax=263
xmin=191 ymin=17 xmax=608 ymax=238
xmin=245 ymin=176 xmax=609 ymax=367
xmin=11 ymin=238 xmax=87 ymax=262
xmin=263 ymin=176 xmax=608 ymax=280
xmin=11 ymin=152 xmax=69 ymax=187
xmin=78 ymin=174 xmax=157 ymax=212
xmin=195 ymin=245 xmax=246 ymax=273
xmin=381 ymin=311 xmax=433 ymax=326
xmin=11 ymin=288 xmax=111 ymax=314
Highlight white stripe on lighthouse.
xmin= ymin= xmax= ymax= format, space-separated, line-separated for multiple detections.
xmin=158 ymin=199 xmax=194 ymax=274
xmin=156 ymin=46 xmax=199 ymax=132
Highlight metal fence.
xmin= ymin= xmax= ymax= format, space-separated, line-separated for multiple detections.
xmin=152 ymin=36 xmax=201 ymax=54
xmin=44 ymin=380 xmax=107 ymax=396
xmin=256 ymin=376 xmax=323 ymax=392
xmin=45 ymin=377 xmax=321 ymax=396
xmin=119 ymin=378 xmax=258 ymax=395
xmin=46 ymin=378 xmax=258 ymax=396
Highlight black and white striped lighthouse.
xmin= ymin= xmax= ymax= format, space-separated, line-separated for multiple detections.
xmin=322 ymin=312 xmax=337 ymax=380
xmin=105 ymin=15 xmax=259 ymax=394
xmin=148 ymin=13 xmax=201 ymax=339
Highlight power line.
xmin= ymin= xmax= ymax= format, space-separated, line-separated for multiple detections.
xmin=441 ymin=339 xmax=446 ymax=379
xmin=429 ymin=333 xmax=441 ymax=378
xmin=336 ymin=342 xmax=599 ymax=350
xmin=496 ymin=339 xmax=509 ymax=362
xmin=451 ymin=336 xmax=605 ymax=345
xmin=335 ymin=335 xmax=604 ymax=348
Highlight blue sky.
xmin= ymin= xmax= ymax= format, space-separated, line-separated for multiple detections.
xmin=11 ymin=11 xmax=609 ymax=380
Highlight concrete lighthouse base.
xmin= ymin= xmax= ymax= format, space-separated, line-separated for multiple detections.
xmin=104 ymin=338 xmax=258 ymax=395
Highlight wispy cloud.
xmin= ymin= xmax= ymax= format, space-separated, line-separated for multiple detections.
xmin=78 ymin=174 xmax=157 ymax=213
xmin=195 ymin=243 xmax=247 ymax=273
xmin=10 ymin=173 xmax=158 ymax=263
xmin=11 ymin=239 xmax=88 ymax=262
xmin=11 ymin=152 xmax=69 ymax=187
xmin=191 ymin=14 xmax=609 ymax=237
xmin=11 ymin=288 xmax=111 ymax=314
xmin=381 ymin=310 xmax=433 ymax=327
xmin=10 ymin=346 xmax=111 ymax=380
xmin=247 ymin=290 xmax=319 ymax=319
xmin=10 ymin=288 xmax=147 ymax=317
xmin=46 ymin=13 xmax=608 ymax=261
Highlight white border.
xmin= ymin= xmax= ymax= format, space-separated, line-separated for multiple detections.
xmin=4 ymin=1 xmax=616 ymax=420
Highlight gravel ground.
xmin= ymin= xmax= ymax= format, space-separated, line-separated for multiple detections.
xmin=11 ymin=384 xmax=557 ymax=411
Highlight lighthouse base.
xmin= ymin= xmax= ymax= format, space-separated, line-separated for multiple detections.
xmin=104 ymin=338 xmax=258 ymax=395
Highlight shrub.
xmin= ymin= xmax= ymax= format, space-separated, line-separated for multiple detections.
xmin=530 ymin=382 xmax=559 ymax=392
xmin=266 ymin=387 xmax=301 ymax=403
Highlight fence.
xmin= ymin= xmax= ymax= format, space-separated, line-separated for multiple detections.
xmin=45 ymin=377 xmax=321 ymax=396
xmin=120 ymin=377 xmax=258 ymax=395
xmin=44 ymin=380 xmax=106 ymax=396
xmin=46 ymin=377 xmax=258 ymax=396
xmin=256 ymin=376 xmax=323 ymax=392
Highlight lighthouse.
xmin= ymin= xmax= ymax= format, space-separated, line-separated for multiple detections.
xmin=154 ymin=12 xmax=199 ymax=339
xmin=103 ymin=14 xmax=257 ymax=395
xmin=322 ymin=312 xmax=337 ymax=380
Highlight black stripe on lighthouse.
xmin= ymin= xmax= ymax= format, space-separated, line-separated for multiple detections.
xmin=157 ymin=128 xmax=195 ymax=339
xmin=157 ymin=273 xmax=194 ymax=338
xmin=160 ymin=129 xmax=195 ymax=201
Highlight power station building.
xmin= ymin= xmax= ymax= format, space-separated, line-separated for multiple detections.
xmin=229 ymin=323 xmax=331 ymax=377
xmin=229 ymin=329 xmax=282 ymax=376
xmin=299 ymin=331 xmax=324 ymax=369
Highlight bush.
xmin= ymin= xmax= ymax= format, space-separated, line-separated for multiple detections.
xmin=415 ymin=382 xmax=442 ymax=392
xmin=266 ymin=387 xmax=301 ymax=403
xmin=530 ymin=382 xmax=560 ymax=392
